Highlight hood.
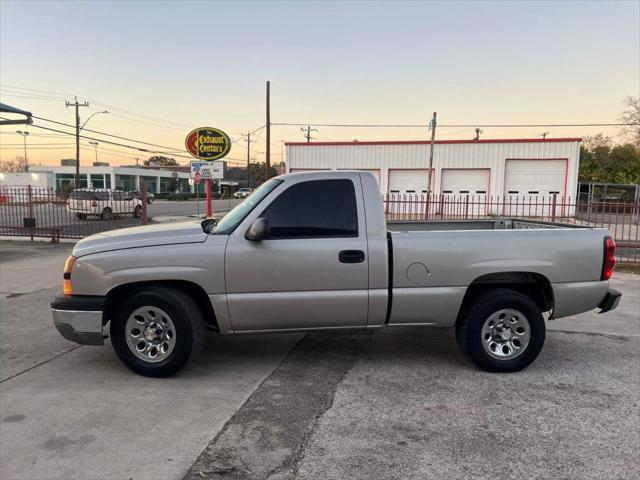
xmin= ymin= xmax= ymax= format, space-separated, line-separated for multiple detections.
xmin=73 ymin=221 xmax=208 ymax=257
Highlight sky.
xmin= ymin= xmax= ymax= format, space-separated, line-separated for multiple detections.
xmin=1 ymin=0 xmax=638 ymax=167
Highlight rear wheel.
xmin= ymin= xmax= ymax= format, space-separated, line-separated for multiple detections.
xmin=456 ymin=288 xmax=545 ymax=372
xmin=110 ymin=286 xmax=206 ymax=377
xmin=101 ymin=207 xmax=113 ymax=221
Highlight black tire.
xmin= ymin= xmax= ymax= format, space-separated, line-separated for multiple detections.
xmin=75 ymin=212 xmax=85 ymax=220
xmin=110 ymin=286 xmax=206 ymax=377
xmin=456 ymin=288 xmax=545 ymax=373
xmin=133 ymin=205 xmax=142 ymax=218
xmin=101 ymin=207 xmax=113 ymax=221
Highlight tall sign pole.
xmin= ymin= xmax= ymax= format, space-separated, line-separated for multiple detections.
xmin=426 ymin=112 xmax=437 ymax=195
xmin=185 ymin=127 xmax=231 ymax=218
xmin=265 ymin=80 xmax=271 ymax=180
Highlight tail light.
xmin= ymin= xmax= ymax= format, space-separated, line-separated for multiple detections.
xmin=601 ymin=237 xmax=616 ymax=280
xmin=63 ymin=256 xmax=76 ymax=296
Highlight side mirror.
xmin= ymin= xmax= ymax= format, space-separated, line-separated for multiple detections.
xmin=245 ymin=217 xmax=270 ymax=241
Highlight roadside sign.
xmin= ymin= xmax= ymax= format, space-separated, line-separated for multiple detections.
xmin=191 ymin=161 xmax=223 ymax=179
xmin=186 ymin=126 xmax=229 ymax=218
xmin=185 ymin=127 xmax=231 ymax=161
xmin=194 ymin=171 xmax=202 ymax=184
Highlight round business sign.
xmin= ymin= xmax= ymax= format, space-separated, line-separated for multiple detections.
xmin=185 ymin=127 xmax=231 ymax=161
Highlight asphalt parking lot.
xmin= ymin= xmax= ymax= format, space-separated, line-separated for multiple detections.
xmin=0 ymin=198 xmax=242 ymax=239
xmin=1 ymin=240 xmax=638 ymax=480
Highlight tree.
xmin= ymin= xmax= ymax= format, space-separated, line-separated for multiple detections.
xmin=621 ymin=95 xmax=640 ymax=147
xmin=144 ymin=155 xmax=178 ymax=167
xmin=248 ymin=162 xmax=278 ymax=185
xmin=579 ymin=139 xmax=640 ymax=184
xmin=0 ymin=156 xmax=27 ymax=172
xmin=166 ymin=172 xmax=180 ymax=193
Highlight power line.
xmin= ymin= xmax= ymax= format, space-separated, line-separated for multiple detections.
xmin=272 ymin=122 xmax=638 ymax=128
xmin=1 ymin=85 xmax=194 ymax=129
xmin=32 ymin=116 xmax=188 ymax=153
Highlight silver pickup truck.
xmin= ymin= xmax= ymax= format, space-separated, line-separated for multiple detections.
xmin=51 ymin=171 xmax=621 ymax=377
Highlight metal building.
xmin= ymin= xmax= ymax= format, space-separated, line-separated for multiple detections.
xmin=286 ymin=138 xmax=582 ymax=203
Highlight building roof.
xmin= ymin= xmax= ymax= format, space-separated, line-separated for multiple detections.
xmin=285 ymin=138 xmax=582 ymax=147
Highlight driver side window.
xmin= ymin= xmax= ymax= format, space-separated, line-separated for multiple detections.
xmin=260 ymin=179 xmax=358 ymax=239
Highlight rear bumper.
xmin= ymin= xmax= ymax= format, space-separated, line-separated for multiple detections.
xmin=598 ymin=289 xmax=622 ymax=314
xmin=51 ymin=294 xmax=106 ymax=346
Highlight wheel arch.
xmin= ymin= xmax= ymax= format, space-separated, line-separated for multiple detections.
xmin=458 ymin=271 xmax=554 ymax=324
xmin=103 ymin=280 xmax=218 ymax=331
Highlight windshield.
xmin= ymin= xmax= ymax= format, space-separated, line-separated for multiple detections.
xmin=212 ymin=178 xmax=283 ymax=234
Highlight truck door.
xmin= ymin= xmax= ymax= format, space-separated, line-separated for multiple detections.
xmin=225 ymin=176 xmax=369 ymax=331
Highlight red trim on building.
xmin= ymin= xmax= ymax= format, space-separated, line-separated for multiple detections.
xmin=285 ymin=138 xmax=582 ymax=147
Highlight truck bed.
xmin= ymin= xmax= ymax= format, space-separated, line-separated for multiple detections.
xmin=385 ymin=219 xmax=609 ymax=326
xmin=387 ymin=218 xmax=588 ymax=232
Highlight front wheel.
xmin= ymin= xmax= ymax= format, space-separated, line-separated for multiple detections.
xmin=133 ymin=205 xmax=142 ymax=218
xmin=110 ymin=286 xmax=206 ymax=377
xmin=456 ymin=288 xmax=545 ymax=372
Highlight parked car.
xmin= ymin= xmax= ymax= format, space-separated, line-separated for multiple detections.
xmin=234 ymin=187 xmax=253 ymax=199
xmin=67 ymin=189 xmax=143 ymax=220
xmin=131 ymin=190 xmax=155 ymax=204
xmin=52 ymin=171 xmax=620 ymax=377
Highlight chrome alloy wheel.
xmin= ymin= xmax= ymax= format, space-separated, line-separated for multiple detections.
xmin=481 ymin=309 xmax=531 ymax=360
xmin=125 ymin=306 xmax=176 ymax=363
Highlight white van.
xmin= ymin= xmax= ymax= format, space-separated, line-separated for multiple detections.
xmin=68 ymin=189 xmax=143 ymax=220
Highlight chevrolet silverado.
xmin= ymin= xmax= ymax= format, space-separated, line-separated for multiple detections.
xmin=51 ymin=171 xmax=621 ymax=377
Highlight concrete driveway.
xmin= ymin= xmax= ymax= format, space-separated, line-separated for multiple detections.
xmin=0 ymin=241 xmax=301 ymax=480
xmin=1 ymin=240 xmax=638 ymax=480
xmin=186 ymin=273 xmax=640 ymax=480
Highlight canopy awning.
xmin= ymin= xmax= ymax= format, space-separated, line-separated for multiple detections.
xmin=0 ymin=103 xmax=33 ymax=125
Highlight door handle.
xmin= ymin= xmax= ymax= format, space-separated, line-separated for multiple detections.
xmin=339 ymin=250 xmax=365 ymax=263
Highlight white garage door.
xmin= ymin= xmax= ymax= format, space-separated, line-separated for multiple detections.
xmin=440 ymin=169 xmax=490 ymax=216
xmin=388 ymin=169 xmax=433 ymax=195
xmin=504 ymin=159 xmax=566 ymax=217
xmin=387 ymin=169 xmax=434 ymax=217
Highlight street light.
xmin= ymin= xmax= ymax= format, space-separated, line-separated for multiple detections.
xmin=81 ymin=110 xmax=109 ymax=131
xmin=15 ymin=130 xmax=29 ymax=170
xmin=74 ymin=110 xmax=108 ymax=188
xmin=89 ymin=141 xmax=99 ymax=164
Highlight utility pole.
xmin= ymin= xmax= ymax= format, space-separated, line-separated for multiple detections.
xmin=300 ymin=126 xmax=318 ymax=142
xmin=541 ymin=131 xmax=549 ymax=139
xmin=426 ymin=112 xmax=437 ymax=195
xmin=474 ymin=128 xmax=483 ymax=141
xmin=65 ymin=96 xmax=90 ymax=188
xmin=265 ymin=80 xmax=271 ymax=180
xmin=16 ymin=130 xmax=29 ymax=170
xmin=245 ymin=131 xmax=252 ymax=188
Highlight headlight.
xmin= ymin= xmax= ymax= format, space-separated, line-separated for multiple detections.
xmin=63 ymin=256 xmax=76 ymax=296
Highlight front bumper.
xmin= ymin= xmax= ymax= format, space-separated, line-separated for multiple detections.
xmin=598 ymin=289 xmax=622 ymax=314
xmin=51 ymin=294 xmax=106 ymax=346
